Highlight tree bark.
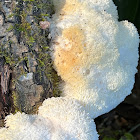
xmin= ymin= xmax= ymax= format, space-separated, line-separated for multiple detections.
xmin=0 ymin=0 xmax=60 ymax=127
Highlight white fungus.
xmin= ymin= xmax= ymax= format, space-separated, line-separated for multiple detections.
xmin=50 ymin=0 xmax=139 ymax=118
xmin=0 ymin=112 xmax=52 ymax=140
xmin=39 ymin=97 xmax=99 ymax=140
xmin=0 ymin=97 xmax=98 ymax=140
xmin=0 ymin=0 xmax=139 ymax=139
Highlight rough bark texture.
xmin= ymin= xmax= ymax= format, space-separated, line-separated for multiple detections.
xmin=0 ymin=58 xmax=12 ymax=127
xmin=0 ymin=0 xmax=61 ymax=127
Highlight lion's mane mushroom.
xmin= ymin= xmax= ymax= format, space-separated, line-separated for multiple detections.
xmin=0 ymin=97 xmax=99 ymax=140
xmin=50 ymin=0 xmax=139 ymax=118
xmin=0 ymin=112 xmax=52 ymax=140
xmin=39 ymin=97 xmax=98 ymax=140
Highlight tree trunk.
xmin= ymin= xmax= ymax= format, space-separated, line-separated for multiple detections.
xmin=0 ymin=0 xmax=61 ymax=127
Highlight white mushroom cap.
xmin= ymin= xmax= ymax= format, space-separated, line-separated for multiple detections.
xmin=52 ymin=0 xmax=118 ymax=18
xmin=0 ymin=112 xmax=52 ymax=140
xmin=38 ymin=97 xmax=99 ymax=140
xmin=50 ymin=0 xmax=139 ymax=118
xmin=0 ymin=97 xmax=99 ymax=140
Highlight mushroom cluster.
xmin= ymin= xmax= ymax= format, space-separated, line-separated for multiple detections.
xmin=0 ymin=0 xmax=139 ymax=139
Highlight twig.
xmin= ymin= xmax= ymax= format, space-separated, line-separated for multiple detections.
xmin=128 ymin=123 xmax=140 ymax=133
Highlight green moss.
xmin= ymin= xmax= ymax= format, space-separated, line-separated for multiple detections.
xmin=0 ymin=0 xmax=61 ymax=113
xmin=12 ymin=91 xmax=22 ymax=114
xmin=120 ymin=133 xmax=135 ymax=140
xmin=7 ymin=25 xmax=14 ymax=32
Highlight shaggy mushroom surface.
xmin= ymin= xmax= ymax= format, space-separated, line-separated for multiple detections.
xmin=50 ymin=0 xmax=139 ymax=118
xmin=0 ymin=0 xmax=139 ymax=139
xmin=0 ymin=98 xmax=98 ymax=140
